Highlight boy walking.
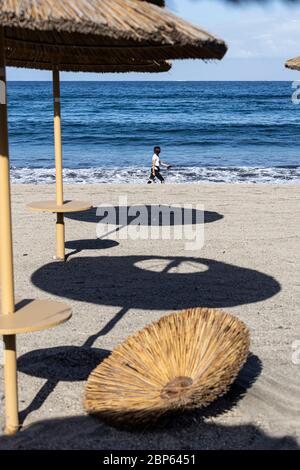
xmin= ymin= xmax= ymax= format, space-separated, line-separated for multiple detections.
xmin=147 ymin=146 xmax=171 ymax=184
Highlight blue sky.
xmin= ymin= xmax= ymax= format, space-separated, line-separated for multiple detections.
xmin=7 ymin=0 xmax=300 ymax=81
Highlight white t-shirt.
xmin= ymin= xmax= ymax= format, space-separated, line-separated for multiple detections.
xmin=152 ymin=154 xmax=160 ymax=168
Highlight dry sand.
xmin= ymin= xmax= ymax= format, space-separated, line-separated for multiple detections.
xmin=0 ymin=183 xmax=299 ymax=450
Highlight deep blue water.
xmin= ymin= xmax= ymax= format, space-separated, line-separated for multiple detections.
xmin=7 ymin=81 xmax=300 ymax=183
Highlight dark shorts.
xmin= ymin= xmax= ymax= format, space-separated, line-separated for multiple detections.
xmin=149 ymin=167 xmax=164 ymax=183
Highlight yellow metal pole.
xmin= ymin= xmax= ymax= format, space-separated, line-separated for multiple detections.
xmin=0 ymin=28 xmax=19 ymax=435
xmin=52 ymin=69 xmax=65 ymax=261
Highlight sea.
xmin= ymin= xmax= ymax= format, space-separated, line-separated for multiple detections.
xmin=7 ymin=81 xmax=300 ymax=184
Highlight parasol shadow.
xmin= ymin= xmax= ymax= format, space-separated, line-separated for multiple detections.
xmin=30 ymin=255 xmax=281 ymax=311
xmin=64 ymin=205 xmax=224 ymax=226
xmin=20 ymin=255 xmax=280 ymax=425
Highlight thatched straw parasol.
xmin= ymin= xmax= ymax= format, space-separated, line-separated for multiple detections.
xmin=85 ymin=307 xmax=250 ymax=427
xmin=285 ymin=56 xmax=300 ymax=71
xmin=1 ymin=0 xmax=227 ymax=62
xmin=0 ymin=0 xmax=227 ymax=435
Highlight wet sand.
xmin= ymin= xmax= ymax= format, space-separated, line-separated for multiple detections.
xmin=0 ymin=183 xmax=299 ymax=449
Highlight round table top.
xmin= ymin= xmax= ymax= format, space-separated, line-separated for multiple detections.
xmin=0 ymin=299 xmax=72 ymax=335
xmin=26 ymin=200 xmax=92 ymax=213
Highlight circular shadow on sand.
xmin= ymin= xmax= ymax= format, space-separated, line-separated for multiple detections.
xmin=31 ymin=255 xmax=281 ymax=310
xmin=65 ymin=206 xmax=223 ymax=226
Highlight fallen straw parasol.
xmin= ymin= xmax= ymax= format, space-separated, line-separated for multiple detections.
xmin=85 ymin=307 xmax=250 ymax=427
xmin=0 ymin=0 xmax=227 ymax=435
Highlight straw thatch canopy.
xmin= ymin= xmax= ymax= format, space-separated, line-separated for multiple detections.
xmin=285 ymin=56 xmax=300 ymax=71
xmin=8 ymin=60 xmax=171 ymax=73
xmin=7 ymin=57 xmax=171 ymax=73
xmin=0 ymin=0 xmax=227 ymax=65
xmin=7 ymin=53 xmax=172 ymax=73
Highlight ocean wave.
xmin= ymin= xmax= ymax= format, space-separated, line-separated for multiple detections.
xmin=10 ymin=166 xmax=300 ymax=184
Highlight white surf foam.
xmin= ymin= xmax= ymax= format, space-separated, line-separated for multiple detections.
xmin=10 ymin=166 xmax=300 ymax=184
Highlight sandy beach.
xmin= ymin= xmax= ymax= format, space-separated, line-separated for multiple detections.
xmin=0 ymin=183 xmax=299 ymax=450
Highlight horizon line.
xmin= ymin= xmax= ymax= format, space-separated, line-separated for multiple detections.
xmin=6 ymin=79 xmax=294 ymax=82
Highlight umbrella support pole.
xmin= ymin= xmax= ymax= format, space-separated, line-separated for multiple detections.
xmin=3 ymin=336 xmax=19 ymax=435
xmin=56 ymin=213 xmax=65 ymax=261
xmin=26 ymin=70 xmax=92 ymax=257
xmin=53 ymin=69 xmax=65 ymax=262
xmin=0 ymin=28 xmax=20 ymax=435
